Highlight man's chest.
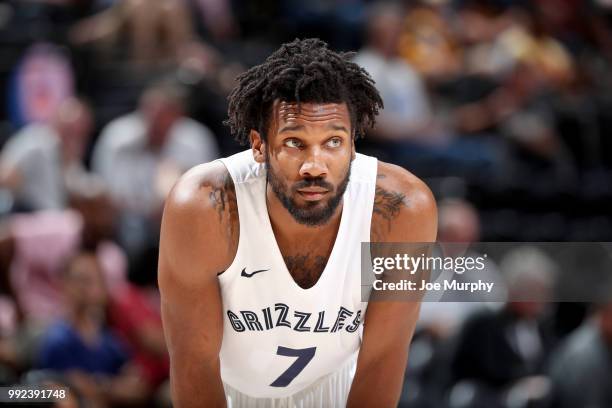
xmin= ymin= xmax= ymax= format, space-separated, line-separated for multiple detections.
xmin=282 ymin=252 xmax=329 ymax=289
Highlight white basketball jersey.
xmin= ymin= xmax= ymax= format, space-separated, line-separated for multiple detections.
xmin=217 ymin=150 xmax=377 ymax=400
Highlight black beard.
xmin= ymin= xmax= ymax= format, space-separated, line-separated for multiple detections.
xmin=265 ymin=160 xmax=351 ymax=227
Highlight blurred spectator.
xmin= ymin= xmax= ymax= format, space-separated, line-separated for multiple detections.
xmin=70 ymin=0 xmax=205 ymax=65
xmin=399 ymin=1 xmax=463 ymax=81
xmin=437 ymin=198 xmax=480 ymax=244
xmin=0 ymin=97 xmax=93 ymax=211
xmin=0 ymin=221 xmax=18 ymax=384
xmin=91 ymin=80 xmax=218 ymax=254
xmin=402 ymin=198 xmax=495 ymax=408
xmin=454 ymin=3 xmax=514 ymax=79
xmin=548 ymin=301 xmax=612 ymax=408
xmin=21 ymin=370 xmax=82 ymax=408
xmin=0 ymin=221 xmax=18 ymax=336
xmin=192 ymin=0 xmax=239 ymax=42
xmin=401 ymin=199 xmax=507 ymax=407
xmin=36 ymin=251 xmax=147 ymax=407
xmin=9 ymin=43 xmax=75 ymax=128
xmin=449 ymin=246 xmax=557 ymax=406
xmin=9 ymin=185 xmax=126 ymax=327
xmin=590 ymin=0 xmax=612 ymax=62
xmin=451 ymin=6 xmax=576 ymax=137
xmin=353 ymin=3 xmax=500 ymax=180
xmin=109 ymin=283 xmax=168 ymax=395
xmin=419 ymin=199 xmax=502 ymax=337
xmin=109 ymin=245 xmax=168 ymax=397
xmin=68 ymin=183 xmax=126 ymax=292
xmin=353 ymin=3 xmax=435 ymax=143
xmin=497 ymin=7 xmax=574 ymax=85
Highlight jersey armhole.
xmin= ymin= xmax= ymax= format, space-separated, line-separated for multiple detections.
xmin=215 ymin=159 xmax=247 ymax=284
xmin=359 ymin=156 xmax=378 ymax=325
xmin=365 ymin=157 xmax=378 ymax=241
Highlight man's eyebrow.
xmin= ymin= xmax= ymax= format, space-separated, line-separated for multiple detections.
xmin=278 ymin=124 xmax=305 ymax=134
xmin=327 ymin=124 xmax=350 ymax=134
xmin=277 ymin=123 xmax=350 ymax=134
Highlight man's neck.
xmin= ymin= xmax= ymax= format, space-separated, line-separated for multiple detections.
xmin=69 ymin=308 xmax=103 ymax=344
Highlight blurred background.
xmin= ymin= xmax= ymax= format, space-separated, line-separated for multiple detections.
xmin=0 ymin=0 xmax=611 ymax=407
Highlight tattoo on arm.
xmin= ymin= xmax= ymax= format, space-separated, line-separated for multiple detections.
xmin=374 ymin=187 xmax=407 ymax=222
xmin=373 ymin=182 xmax=409 ymax=236
xmin=209 ymin=172 xmax=234 ymax=216
xmin=207 ymin=171 xmax=239 ymax=243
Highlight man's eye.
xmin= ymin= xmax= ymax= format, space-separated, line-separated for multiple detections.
xmin=326 ymin=138 xmax=342 ymax=148
xmin=285 ymin=139 xmax=303 ymax=148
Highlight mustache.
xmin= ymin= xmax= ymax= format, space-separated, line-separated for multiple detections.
xmin=292 ymin=177 xmax=334 ymax=191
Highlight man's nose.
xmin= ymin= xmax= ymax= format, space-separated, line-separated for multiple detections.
xmin=299 ymin=147 xmax=328 ymax=178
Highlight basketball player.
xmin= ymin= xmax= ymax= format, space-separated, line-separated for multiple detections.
xmin=158 ymin=39 xmax=437 ymax=407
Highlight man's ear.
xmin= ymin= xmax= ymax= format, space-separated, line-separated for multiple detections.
xmin=250 ymin=130 xmax=266 ymax=163
xmin=351 ymin=137 xmax=356 ymax=161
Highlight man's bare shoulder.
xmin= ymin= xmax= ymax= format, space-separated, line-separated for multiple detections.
xmin=165 ymin=161 xmax=235 ymax=219
xmin=371 ymin=161 xmax=438 ymax=242
xmin=160 ymin=160 xmax=239 ymax=277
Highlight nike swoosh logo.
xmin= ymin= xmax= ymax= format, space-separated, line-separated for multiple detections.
xmin=241 ymin=268 xmax=270 ymax=278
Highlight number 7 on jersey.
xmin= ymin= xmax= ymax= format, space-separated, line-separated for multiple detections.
xmin=270 ymin=346 xmax=317 ymax=387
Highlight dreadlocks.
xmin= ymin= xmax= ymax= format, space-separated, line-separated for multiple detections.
xmin=225 ymin=38 xmax=383 ymax=145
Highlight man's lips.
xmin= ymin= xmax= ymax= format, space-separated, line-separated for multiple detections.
xmin=297 ymin=188 xmax=329 ymax=201
xmin=298 ymin=187 xmax=328 ymax=193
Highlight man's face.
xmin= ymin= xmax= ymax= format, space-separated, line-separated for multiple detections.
xmin=64 ymin=254 xmax=107 ymax=312
xmin=141 ymin=93 xmax=181 ymax=148
xmin=70 ymin=193 xmax=116 ymax=250
xmin=56 ymin=102 xmax=92 ymax=162
xmin=262 ymin=101 xmax=354 ymax=226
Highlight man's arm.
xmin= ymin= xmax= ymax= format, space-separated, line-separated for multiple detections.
xmin=158 ymin=161 xmax=238 ymax=408
xmin=0 ymin=135 xmax=29 ymax=197
xmin=347 ymin=162 xmax=437 ymax=408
